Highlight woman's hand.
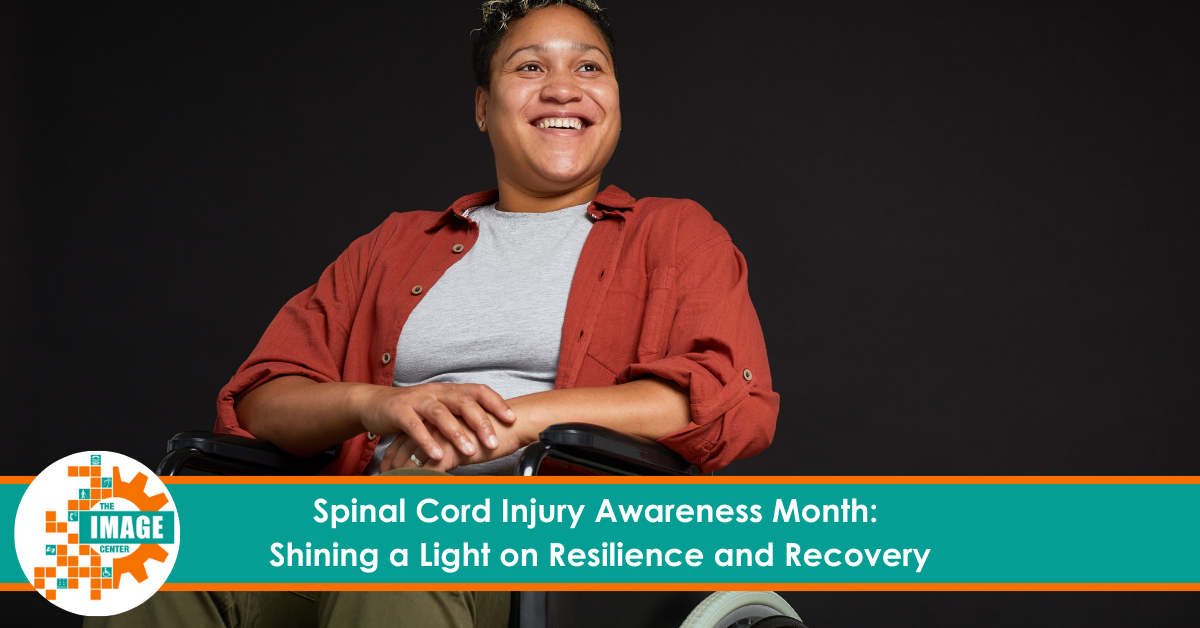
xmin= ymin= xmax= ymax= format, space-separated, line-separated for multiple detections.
xmin=379 ymin=412 xmax=532 ymax=473
xmin=357 ymin=382 xmax=516 ymax=463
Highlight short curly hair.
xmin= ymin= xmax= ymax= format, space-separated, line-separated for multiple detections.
xmin=471 ymin=0 xmax=616 ymax=89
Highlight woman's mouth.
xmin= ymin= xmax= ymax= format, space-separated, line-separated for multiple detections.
xmin=533 ymin=117 xmax=588 ymax=130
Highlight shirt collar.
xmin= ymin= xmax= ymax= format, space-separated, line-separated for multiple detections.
xmin=425 ymin=184 xmax=637 ymax=233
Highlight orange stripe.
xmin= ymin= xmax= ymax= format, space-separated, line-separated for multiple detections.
xmin=155 ymin=582 xmax=1200 ymax=592
xmin=159 ymin=475 xmax=1200 ymax=485
xmin=6 ymin=474 xmax=1200 ymax=485
xmin=2 ymin=582 xmax=1195 ymax=592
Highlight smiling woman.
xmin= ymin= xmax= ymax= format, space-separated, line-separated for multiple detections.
xmin=216 ymin=0 xmax=778 ymax=484
xmin=89 ymin=2 xmax=778 ymax=627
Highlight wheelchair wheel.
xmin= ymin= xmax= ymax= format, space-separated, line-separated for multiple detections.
xmin=678 ymin=591 xmax=806 ymax=628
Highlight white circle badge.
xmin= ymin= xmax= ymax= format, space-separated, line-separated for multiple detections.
xmin=14 ymin=451 xmax=181 ymax=616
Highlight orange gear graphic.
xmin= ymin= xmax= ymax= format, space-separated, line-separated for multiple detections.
xmin=109 ymin=468 xmax=171 ymax=584
xmin=113 ymin=544 xmax=170 ymax=584
xmin=112 ymin=468 xmax=169 ymax=512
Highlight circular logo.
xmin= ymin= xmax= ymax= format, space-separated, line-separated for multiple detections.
xmin=13 ymin=452 xmax=181 ymax=616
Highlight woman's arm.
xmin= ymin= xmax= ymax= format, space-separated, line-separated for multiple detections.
xmin=510 ymin=377 xmax=691 ymax=440
xmin=378 ymin=376 xmax=690 ymax=472
xmin=235 ymin=376 xmax=516 ymax=460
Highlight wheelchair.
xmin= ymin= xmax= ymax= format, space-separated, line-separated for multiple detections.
xmin=158 ymin=423 xmax=807 ymax=628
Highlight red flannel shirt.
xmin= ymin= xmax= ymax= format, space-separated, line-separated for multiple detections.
xmin=215 ymin=185 xmax=778 ymax=474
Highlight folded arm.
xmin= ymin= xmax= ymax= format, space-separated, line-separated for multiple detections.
xmin=379 ymin=376 xmax=691 ymax=472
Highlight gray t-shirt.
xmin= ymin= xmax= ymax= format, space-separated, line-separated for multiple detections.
xmin=365 ymin=201 xmax=595 ymax=475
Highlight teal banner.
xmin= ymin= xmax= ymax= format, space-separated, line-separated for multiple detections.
xmin=1 ymin=484 xmax=24 ymax=585
xmin=5 ymin=479 xmax=1200 ymax=587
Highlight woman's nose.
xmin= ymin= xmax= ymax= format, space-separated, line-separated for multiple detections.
xmin=539 ymin=69 xmax=583 ymax=103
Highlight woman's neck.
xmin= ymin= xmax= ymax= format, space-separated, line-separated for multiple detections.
xmin=494 ymin=174 xmax=601 ymax=213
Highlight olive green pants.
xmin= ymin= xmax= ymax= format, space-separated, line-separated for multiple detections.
xmin=82 ymin=590 xmax=510 ymax=628
xmin=83 ymin=469 xmax=509 ymax=628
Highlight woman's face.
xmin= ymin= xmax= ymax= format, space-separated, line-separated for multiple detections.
xmin=477 ymin=5 xmax=620 ymax=195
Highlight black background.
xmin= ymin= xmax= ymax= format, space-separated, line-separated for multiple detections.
xmin=4 ymin=1 xmax=1198 ymax=625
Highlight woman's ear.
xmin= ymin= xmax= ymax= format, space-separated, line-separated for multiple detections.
xmin=475 ymin=86 xmax=489 ymax=132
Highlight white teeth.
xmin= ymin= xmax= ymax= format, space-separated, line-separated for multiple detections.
xmin=536 ymin=117 xmax=584 ymax=129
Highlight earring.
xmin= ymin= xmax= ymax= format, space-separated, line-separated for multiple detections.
xmin=477 ymin=120 xmax=484 ymax=130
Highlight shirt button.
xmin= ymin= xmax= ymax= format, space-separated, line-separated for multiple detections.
xmin=452 ymin=244 xmax=464 ymax=254
xmin=411 ymin=285 xmax=423 ymax=295
xmin=382 ymin=352 xmax=391 ymax=365
xmin=366 ymin=432 xmax=378 ymax=441
xmin=743 ymin=368 xmax=753 ymax=381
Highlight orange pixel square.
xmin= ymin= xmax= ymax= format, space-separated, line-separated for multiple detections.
xmin=92 ymin=556 xmax=101 ymax=566
xmin=68 ymin=567 xmax=78 ymax=577
xmin=91 ymin=567 xmax=101 ymax=578
xmin=91 ymin=577 xmax=101 ymax=588
xmin=102 ymin=489 xmax=112 ymax=499
xmin=57 ymin=556 xmax=67 ymax=566
xmin=69 ymin=500 xmax=79 ymax=510
xmin=91 ymin=477 xmax=102 ymax=488
xmin=91 ymin=466 xmax=101 ymax=476
xmin=68 ymin=578 xmax=78 ymax=589
xmin=57 ymin=522 xmax=67 ymax=533
xmin=57 ymin=545 xmax=67 ymax=555
xmin=34 ymin=578 xmax=45 ymax=590
xmin=80 ymin=545 xmax=90 ymax=554
xmin=68 ymin=466 xmax=78 ymax=477
xmin=91 ymin=590 xmax=101 ymax=600
xmin=68 ymin=534 xmax=78 ymax=544
xmin=68 ymin=556 xmax=78 ymax=566
xmin=102 ymin=579 xmax=112 ymax=589
xmin=47 ymin=567 xmax=56 ymax=577
xmin=45 ymin=523 xmax=56 ymax=533
xmin=35 ymin=567 xmax=45 ymax=577
xmin=46 ymin=511 xmax=56 ymax=521
xmin=46 ymin=590 xmax=56 ymax=601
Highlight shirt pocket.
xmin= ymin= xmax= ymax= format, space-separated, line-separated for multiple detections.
xmin=637 ymin=266 xmax=675 ymax=360
xmin=586 ymin=266 xmax=675 ymax=375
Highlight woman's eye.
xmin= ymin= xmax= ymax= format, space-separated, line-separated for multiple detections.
xmin=579 ymin=63 xmax=599 ymax=72
xmin=518 ymin=64 xmax=541 ymax=72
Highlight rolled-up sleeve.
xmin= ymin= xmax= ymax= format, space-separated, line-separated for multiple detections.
xmin=214 ymin=229 xmax=376 ymax=438
xmin=620 ymin=225 xmax=779 ymax=472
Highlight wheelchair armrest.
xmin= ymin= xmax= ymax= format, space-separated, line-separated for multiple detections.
xmin=516 ymin=423 xmax=700 ymax=476
xmin=157 ymin=431 xmax=337 ymax=476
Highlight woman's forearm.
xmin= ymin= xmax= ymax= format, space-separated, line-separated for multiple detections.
xmin=508 ymin=377 xmax=692 ymax=445
xmin=235 ymin=376 xmax=518 ymax=459
xmin=234 ymin=376 xmax=374 ymax=457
